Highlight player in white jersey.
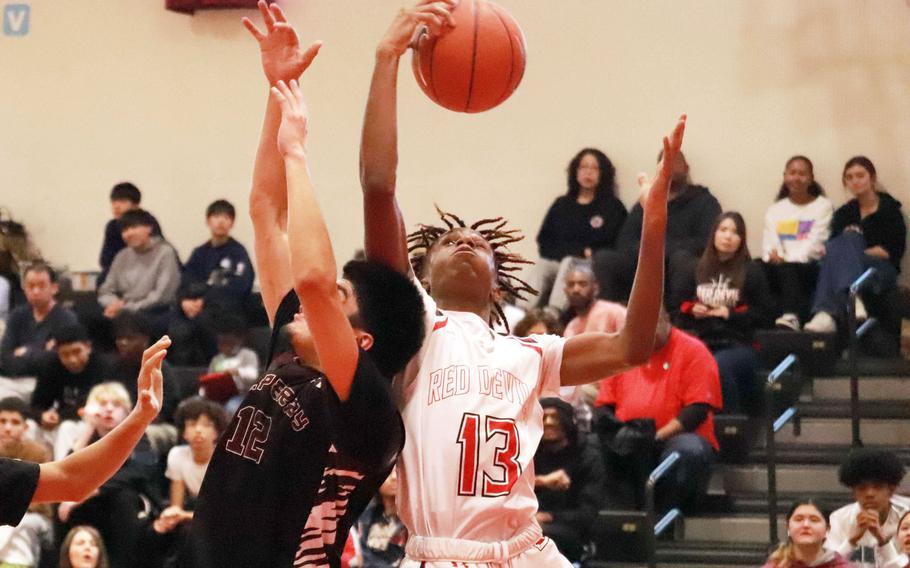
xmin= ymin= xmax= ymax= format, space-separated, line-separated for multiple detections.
xmin=358 ymin=2 xmax=686 ymax=565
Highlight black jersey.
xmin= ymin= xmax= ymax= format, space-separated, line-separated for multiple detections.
xmin=0 ymin=457 xmax=40 ymax=527
xmin=182 ymin=291 xmax=404 ymax=568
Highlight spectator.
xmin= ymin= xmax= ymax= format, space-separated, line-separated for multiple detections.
xmin=594 ymin=308 xmax=721 ymax=513
xmin=205 ymin=314 xmax=259 ymax=414
xmin=763 ymin=499 xmax=853 ymax=568
xmin=0 ymin=263 xmax=78 ymax=378
xmin=108 ymin=313 xmax=180 ymax=426
xmin=882 ymin=511 xmax=910 ymax=568
xmin=31 ymin=324 xmax=109 ymax=460
xmin=0 ymin=274 xmax=9 ymax=324
xmin=512 ymin=308 xmax=563 ymax=337
xmin=534 ymin=397 xmax=604 ymax=562
xmin=0 ymin=398 xmax=52 ymax=568
xmin=677 ymin=212 xmax=773 ymax=415
xmin=165 ymin=283 xmax=217 ymax=367
xmin=827 ymin=448 xmax=908 ymax=568
xmin=594 ymin=150 xmax=721 ymax=310
xmin=183 ymin=199 xmax=255 ymax=314
xmin=59 ymin=525 xmax=110 ymax=568
xmin=351 ymin=470 xmax=407 ymax=568
xmin=805 ymin=157 xmax=906 ymax=341
xmin=531 ymin=148 xmax=627 ymax=310
xmin=97 ymin=209 xmax=181 ymax=320
xmin=98 ymin=182 xmax=163 ymax=287
xmin=58 ymin=382 xmax=161 ymax=568
xmin=761 ymin=156 xmax=834 ymax=330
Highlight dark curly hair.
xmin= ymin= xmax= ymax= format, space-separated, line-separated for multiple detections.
xmin=342 ymin=260 xmax=426 ymax=378
xmin=175 ymin=397 xmax=230 ymax=438
xmin=838 ymin=448 xmax=906 ymax=488
xmin=567 ymin=148 xmax=617 ymax=200
xmin=407 ymin=207 xmax=535 ymax=331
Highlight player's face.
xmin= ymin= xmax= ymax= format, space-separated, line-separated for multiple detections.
xmin=23 ymin=270 xmax=57 ymax=310
xmin=207 ymin=213 xmax=234 ymax=239
xmin=576 ymin=153 xmax=601 ymax=191
xmin=287 ymin=279 xmax=362 ymax=352
xmin=898 ymin=514 xmax=910 ymax=553
xmin=787 ymin=504 xmax=827 ymax=546
xmin=122 ymin=223 xmax=153 ymax=250
xmin=713 ymin=218 xmax=742 ymax=258
xmin=58 ymin=341 xmax=92 ymax=374
xmin=783 ymin=159 xmax=812 ymax=198
xmin=0 ymin=411 xmax=27 ymax=446
xmin=183 ymin=414 xmax=219 ymax=449
xmin=564 ymin=270 xmax=597 ymax=311
xmin=68 ymin=529 xmax=101 ymax=568
xmin=541 ymin=408 xmax=565 ymax=443
xmin=427 ymin=228 xmax=497 ymax=296
xmin=843 ymin=164 xmax=875 ymax=197
xmin=852 ymin=482 xmax=895 ymax=517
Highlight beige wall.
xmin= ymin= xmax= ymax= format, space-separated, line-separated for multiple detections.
xmin=2 ymin=0 xmax=909 ymax=285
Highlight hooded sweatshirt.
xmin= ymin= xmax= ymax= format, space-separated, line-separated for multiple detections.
xmin=831 ymin=192 xmax=906 ymax=271
xmin=97 ymin=236 xmax=181 ymax=311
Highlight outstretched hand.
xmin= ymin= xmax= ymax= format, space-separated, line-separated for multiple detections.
xmin=242 ymin=0 xmax=322 ymax=85
xmin=378 ymin=0 xmax=457 ymax=57
xmin=640 ymin=115 xmax=687 ymax=210
xmin=272 ymin=80 xmax=309 ymax=159
xmin=136 ymin=336 xmax=170 ymax=419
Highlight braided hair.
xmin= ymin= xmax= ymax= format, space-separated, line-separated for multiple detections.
xmin=407 ymin=206 xmax=536 ymax=331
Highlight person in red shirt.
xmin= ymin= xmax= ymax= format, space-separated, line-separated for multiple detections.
xmin=594 ymin=308 xmax=721 ymax=512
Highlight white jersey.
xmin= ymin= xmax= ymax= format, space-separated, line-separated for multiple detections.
xmin=394 ymin=279 xmax=566 ymax=542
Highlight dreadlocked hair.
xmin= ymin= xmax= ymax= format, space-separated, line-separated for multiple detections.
xmin=406 ymin=206 xmax=537 ymax=332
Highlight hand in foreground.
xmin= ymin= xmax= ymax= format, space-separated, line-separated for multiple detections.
xmin=378 ymin=0 xmax=457 ymax=57
xmin=272 ymin=80 xmax=309 ymax=159
xmin=135 ymin=336 xmax=171 ymax=420
xmin=242 ymin=0 xmax=321 ymax=85
xmin=640 ymin=115 xmax=687 ymax=211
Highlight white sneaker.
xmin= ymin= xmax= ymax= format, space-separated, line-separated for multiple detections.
xmin=775 ymin=313 xmax=801 ymax=331
xmin=804 ymin=311 xmax=837 ymax=333
xmin=855 ymin=297 xmax=868 ymax=321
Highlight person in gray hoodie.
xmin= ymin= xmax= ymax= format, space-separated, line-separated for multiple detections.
xmin=98 ymin=209 xmax=181 ymax=319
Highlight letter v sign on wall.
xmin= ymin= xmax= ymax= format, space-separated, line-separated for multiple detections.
xmin=3 ymin=4 xmax=30 ymax=37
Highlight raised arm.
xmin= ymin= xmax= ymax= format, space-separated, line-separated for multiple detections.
xmin=560 ymin=116 xmax=687 ymax=386
xmin=33 ymin=337 xmax=169 ymax=503
xmin=274 ymin=79 xmax=358 ymax=402
xmin=242 ymin=0 xmax=321 ymax=322
xmin=360 ymin=0 xmax=456 ymax=275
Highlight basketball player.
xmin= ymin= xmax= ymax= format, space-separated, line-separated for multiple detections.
xmin=358 ymin=2 xmax=687 ymax=566
xmin=180 ymin=6 xmax=425 ymax=567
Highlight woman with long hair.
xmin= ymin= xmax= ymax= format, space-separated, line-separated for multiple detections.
xmin=761 ymin=156 xmax=834 ymax=330
xmin=804 ymin=157 xmax=905 ymax=353
xmin=677 ymin=212 xmax=773 ymax=414
xmin=59 ymin=525 xmax=109 ymax=568
xmin=763 ymin=500 xmax=853 ymax=568
xmin=532 ymin=148 xmax=627 ymax=310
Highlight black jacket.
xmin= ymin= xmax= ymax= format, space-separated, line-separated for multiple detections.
xmin=830 ymin=192 xmax=906 ymax=271
xmin=536 ymin=194 xmax=627 ymax=261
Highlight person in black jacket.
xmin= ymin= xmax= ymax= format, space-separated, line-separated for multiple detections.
xmin=676 ymin=212 xmax=773 ymax=415
xmin=534 ymin=397 xmax=604 ymax=562
xmin=805 ymin=157 xmax=906 ymax=343
xmin=531 ymin=148 xmax=627 ymax=310
xmin=594 ymin=150 xmax=722 ymax=310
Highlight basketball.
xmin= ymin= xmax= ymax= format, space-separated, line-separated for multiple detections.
xmin=411 ymin=0 xmax=526 ymax=113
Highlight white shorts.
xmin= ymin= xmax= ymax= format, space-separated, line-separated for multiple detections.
xmin=401 ymin=525 xmax=572 ymax=568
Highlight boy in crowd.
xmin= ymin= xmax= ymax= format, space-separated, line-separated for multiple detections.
xmin=99 ymin=182 xmax=163 ymax=286
xmin=183 ymin=199 xmax=254 ymax=313
xmin=827 ymin=448 xmax=909 ymax=568
xmin=204 ymin=314 xmax=259 ymax=412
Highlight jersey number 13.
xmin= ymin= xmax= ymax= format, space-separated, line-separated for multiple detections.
xmin=456 ymin=413 xmax=521 ymax=497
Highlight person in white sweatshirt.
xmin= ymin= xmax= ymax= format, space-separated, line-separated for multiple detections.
xmin=761 ymin=156 xmax=834 ymax=330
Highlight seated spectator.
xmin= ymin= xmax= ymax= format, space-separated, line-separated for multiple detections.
xmin=594 ymin=308 xmax=721 ymax=513
xmin=31 ymin=324 xmax=109 ymax=460
xmin=805 ymin=157 xmax=906 ymax=345
xmin=97 ymin=209 xmax=181 ymax=320
xmin=534 ymin=397 xmax=604 ymax=562
xmin=677 ymin=212 xmax=773 ymax=415
xmin=883 ymin=511 xmax=910 ymax=568
xmin=58 ymin=382 xmax=161 ymax=568
xmin=108 ymin=313 xmax=180 ymax=426
xmin=530 ymin=148 xmax=627 ymax=310
xmin=351 ymin=470 xmax=407 ymax=568
xmin=165 ymin=283 xmax=217 ymax=367
xmin=98 ymin=182 xmax=163 ymax=287
xmin=0 ymin=397 xmax=52 ymax=568
xmin=512 ymin=308 xmax=563 ymax=337
xmin=183 ymin=199 xmax=255 ymax=314
xmin=827 ymin=448 xmax=908 ymax=568
xmin=205 ymin=315 xmax=259 ymax=414
xmin=763 ymin=499 xmax=852 ymax=568
xmin=0 ymin=263 xmax=78 ymax=378
xmin=59 ymin=525 xmax=110 ymax=568
xmin=594 ymin=150 xmax=721 ymax=310
xmin=761 ymin=156 xmax=834 ymax=330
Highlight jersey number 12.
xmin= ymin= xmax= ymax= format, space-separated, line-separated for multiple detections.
xmin=456 ymin=413 xmax=521 ymax=497
xmin=225 ymin=405 xmax=272 ymax=464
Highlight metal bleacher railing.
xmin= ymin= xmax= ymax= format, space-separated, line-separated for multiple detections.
xmin=646 ymin=451 xmax=682 ymax=568
xmin=765 ymin=353 xmax=799 ymax=546
xmin=847 ymin=267 xmax=878 ymax=448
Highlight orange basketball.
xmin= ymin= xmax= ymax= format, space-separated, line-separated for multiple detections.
xmin=412 ymin=0 xmax=526 ymax=113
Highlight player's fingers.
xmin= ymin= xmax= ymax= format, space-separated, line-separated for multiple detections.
xmin=269 ymin=2 xmax=288 ymax=23
xmin=424 ymin=2 xmax=457 ymax=26
xmin=290 ymin=79 xmax=304 ymax=106
xmin=670 ymin=114 xmax=686 ymax=150
xmin=242 ymin=17 xmax=266 ymax=42
xmin=271 ymin=85 xmax=289 ymax=111
xmin=258 ymin=0 xmax=275 ymax=32
xmin=301 ymin=41 xmax=323 ymax=70
xmin=276 ymin=79 xmax=294 ymax=102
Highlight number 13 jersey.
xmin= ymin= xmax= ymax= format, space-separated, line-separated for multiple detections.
xmin=394 ymin=280 xmax=566 ymax=542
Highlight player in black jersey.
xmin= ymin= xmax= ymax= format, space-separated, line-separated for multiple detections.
xmin=180 ymin=6 xmax=425 ymax=567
